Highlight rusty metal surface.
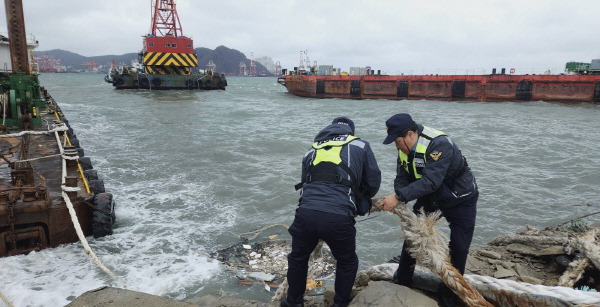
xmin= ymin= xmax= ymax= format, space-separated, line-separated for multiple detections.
xmin=0 ymin=92 xmax=93 ymax=257
xmin=283 ymin=74 xmax=600 ymax=103
xmin=3 ymin=0 xmax=30 ymax=73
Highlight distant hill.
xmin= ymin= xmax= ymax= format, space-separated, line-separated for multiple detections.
xmin=34 ymin=45 xmax=271 ymax=75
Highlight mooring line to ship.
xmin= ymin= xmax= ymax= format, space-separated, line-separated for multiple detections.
xmin=364 ymin=198 xmax=600 ymax=306
xmin=0 ymin=291 xmax=14 ymax=307
xmin=370 ymin=199 xmax=493 ymax=307
xmin=0 ymin=124 xmax=68 ymax=138
xmin=53 ymin=123 xmax=124 ymax=287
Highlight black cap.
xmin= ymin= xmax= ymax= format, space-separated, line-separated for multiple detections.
xmin=383 ymin=113 xmax=415 ymax=144
xmin=332 ymin=116 xmax=355 ymax=135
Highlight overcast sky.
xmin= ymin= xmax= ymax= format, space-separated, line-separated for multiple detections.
xmin=1 ymin=0 xmax=599 ymax=74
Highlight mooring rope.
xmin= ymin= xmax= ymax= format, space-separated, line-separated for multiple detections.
xmin=372 ymin=202 xmax=493 ymax=307
xmin=54 ymin=128 xmax=124 ymax=287
xmin=0 ymin=125 xmax=67 ymax=138
xmin=558 ymin=257 xmax=591 ymax=287
xmin=465 ymin=274 xmax=600 ymax=305
xmin=0 ymin=290 xmax=13 ymax=307
xmin=358 ymin=263 xmax=600 ymax=306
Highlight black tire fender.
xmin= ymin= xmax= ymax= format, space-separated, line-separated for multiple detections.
xmin=84 ymin=169 xmax=98 ymax=181
xmin=140 ymin=78 xmax=150 ymax=87
xmin=92 ymin=192 xmax=116 ymax=238
xmin=79 ymin=156 xmax=93 ymax=170
xmin=151 ymin=77 xmax=162 ymax=87
xmin=88 ymin=179 xmax=106 ymax=194
xmin=69 ymin=137 xmax=80 ymax=148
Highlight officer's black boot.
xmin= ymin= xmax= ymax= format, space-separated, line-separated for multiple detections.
xmin=391 ymin=266 xmax=413 ymax=286
xmin=280 ymin=298 xmax=304 ymax=307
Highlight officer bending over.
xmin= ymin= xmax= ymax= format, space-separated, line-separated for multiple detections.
xmin=282 ymin=117 xmax=381 ymax=307
xmin=377 ymin=113 xmax=478 ymax=306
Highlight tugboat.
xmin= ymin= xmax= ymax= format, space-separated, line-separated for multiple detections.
xmin=108 ymin=0 xmax=227 ymax=90
xmin=0 ymin=0 xmax=115 ymax=257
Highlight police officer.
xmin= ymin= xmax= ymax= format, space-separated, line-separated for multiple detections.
xmin=377 ymin=113 xmax=478 ymax=306
xmin=282 ymin=117 xmax=381 ymax=307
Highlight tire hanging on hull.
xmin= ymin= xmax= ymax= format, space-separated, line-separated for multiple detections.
xmin=92 ymin=193 xmax=116 ymax=238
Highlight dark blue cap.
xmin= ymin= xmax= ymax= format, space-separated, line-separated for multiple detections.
xmin=383 ymin=113 xmax=415 ymax=144
xmin=332 ymin=116 xmax=355 ymax=135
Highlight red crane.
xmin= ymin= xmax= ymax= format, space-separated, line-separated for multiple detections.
xmin=142 ymin=0 xmax=197 ymax=75
xmin=150 ymin=0 xmax=183 ymax=37
xmin=143 ymin=0 xmax=194 ymax=55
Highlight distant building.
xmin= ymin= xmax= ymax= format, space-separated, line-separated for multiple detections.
xmin=349 ymin=67 xmax=367 ymax=76
xmin=318 ymin=65 xmax=333 ymax=75
xmin=0 ymin=34 xmax=39 ymax=72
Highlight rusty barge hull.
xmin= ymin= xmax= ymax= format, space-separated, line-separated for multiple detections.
xmin=280 ymin=74 xmax=600 ymax=103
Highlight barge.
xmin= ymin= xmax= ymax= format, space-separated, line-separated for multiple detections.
xmin=0 ymin=0 xmax=115 ymax=257
xmin=107 ymin=0 xmax=226 ymax=90
xmin=278 ymin=72 xmax=600 ymax=104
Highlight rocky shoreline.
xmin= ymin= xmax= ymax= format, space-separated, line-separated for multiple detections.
xmin=68 ymin=218 xmax=600 ymax=306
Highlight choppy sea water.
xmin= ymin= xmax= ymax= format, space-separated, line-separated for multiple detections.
xmin=0 ymin=74 xmax=599 ymax=306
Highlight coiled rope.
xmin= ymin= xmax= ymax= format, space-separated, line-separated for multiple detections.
xmin=53 ymin=124 xmax=124 ymax=287
xmin=372 ymin=202 xmax=493 ymax=307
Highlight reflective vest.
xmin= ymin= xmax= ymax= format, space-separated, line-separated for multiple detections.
xmin=399 ymin=126 xmax=446 ymax=179
xmin=295 ymin=135 xmax=361 ymax=196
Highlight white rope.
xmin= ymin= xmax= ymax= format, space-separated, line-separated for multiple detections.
xmin=1 ymin=93 xmax=6 ymax=126
xmin=0 ymin=124 xmax=67 ymax=138
xmin=54 ymin=130 xmax=124 ymax=287
xmin=61 ymin=186 xmax=80 ymax=192
xmin=0 ymin=290 xmax=13 ymax=307
xmin=465 ymin=274 xmax=600 ymax=305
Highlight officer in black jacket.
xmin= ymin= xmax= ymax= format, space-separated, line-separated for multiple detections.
xmin=377 ymin=113 xmax=478 ymax=306
xmin=282 ymin=117 xmax=381 ymax=307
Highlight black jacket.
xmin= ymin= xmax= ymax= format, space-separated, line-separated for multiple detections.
xmin=394 ymin=124 xmax=477 ymax=209
xmin=299 ymin=124 xmax=381 ymax=216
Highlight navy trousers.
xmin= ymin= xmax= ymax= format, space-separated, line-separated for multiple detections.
xmin=286 ymin=207 xmax=357 ymax=306
xmin=394 ymin=190 xmax=478 ymax=287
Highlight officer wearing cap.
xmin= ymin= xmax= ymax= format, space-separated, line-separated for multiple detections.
xmin=377 ymin=113 xmax=478 ymax=306
xmin=282 ymin=117 xmax=381 ymax=307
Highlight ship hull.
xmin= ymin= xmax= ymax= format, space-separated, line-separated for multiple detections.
xmin=109 ymin=71 xmax=227 ymax=91
xmin=279 ymin=74 xmax=600 ymax=103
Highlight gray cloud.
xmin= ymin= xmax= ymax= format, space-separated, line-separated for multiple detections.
xmin=1 ymin=0 xmax=599 ymax=74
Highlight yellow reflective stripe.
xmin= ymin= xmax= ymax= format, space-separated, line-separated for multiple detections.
xmin=313 ymin=145 xmax=343 ymax=165
xmin=398 ymin=126 xmax=446 ymax=179
xmin=311 ymin=135 xmax=357 ymax=166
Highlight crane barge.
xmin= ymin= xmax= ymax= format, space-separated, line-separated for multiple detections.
xmin=108 ymin=0 xmax=227 ymax=90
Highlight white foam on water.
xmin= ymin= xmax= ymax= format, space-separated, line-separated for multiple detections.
xmin=0 ymin=172 xmax=233 ymax=306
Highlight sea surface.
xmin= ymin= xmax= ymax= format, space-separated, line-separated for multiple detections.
xmin=1 ymin=74 xmax=599 ymax=306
